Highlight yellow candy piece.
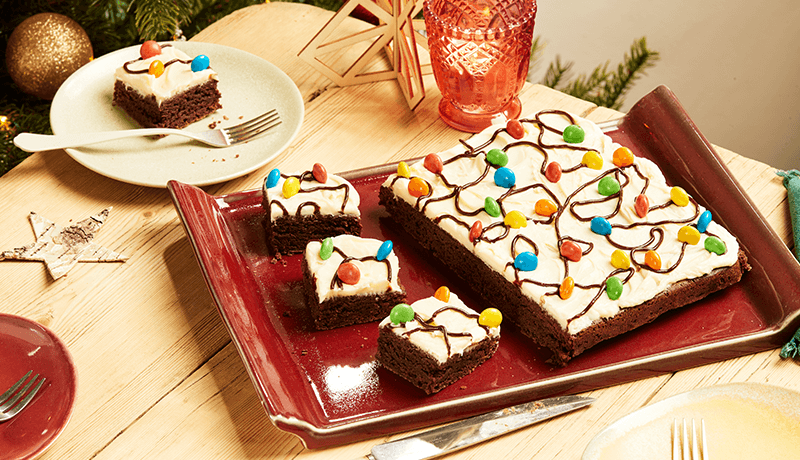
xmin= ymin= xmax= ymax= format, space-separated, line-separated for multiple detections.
xmin=677 ymin=225 xmax=701 ymax=245
xmin=479 ymin=308 xmax=502 ymax=328
xmin=610 ymin=249 xmax=631 ymax=269
xmin=148 ymin=60 xmax=164 ymax=77
xmin=397 ymin=161 xmax=410 ymax=178
xmin=670 ymin=186 xmax=690 ymax=207
xmin=282 ymin=177 xmax=300 ymax=198
xmin=434 ymin=286 xmax=450 ymax=302
xmin=581 ymin=150 xmax=603 ymax=170
xmin=504 ymin=210 xmax=527 ymax=229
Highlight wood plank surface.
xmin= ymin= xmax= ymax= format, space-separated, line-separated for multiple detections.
xmin=0 ymin=2 xmax=796 ymax=459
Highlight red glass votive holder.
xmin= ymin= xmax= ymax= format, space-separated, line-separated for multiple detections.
xmin=423 ymin=0 xmax=537 ymax=133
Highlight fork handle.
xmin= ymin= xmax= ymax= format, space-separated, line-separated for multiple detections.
xmin=13 ymin=129 xmax=181 ymax=152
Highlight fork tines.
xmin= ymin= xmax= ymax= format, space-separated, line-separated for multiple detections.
xmin=673 ymin=418 xmax=707 ymax=460
xmin=0 ymin=370 xmax=46 ymax=421
xmin=224 ymin=109 xmax=281 ymax=144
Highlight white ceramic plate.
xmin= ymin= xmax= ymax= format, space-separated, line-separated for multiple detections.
xmin=582 ymin=383 xmax=800 ymax=460
xmin=50 ymin=41 xmax=304 ymax=188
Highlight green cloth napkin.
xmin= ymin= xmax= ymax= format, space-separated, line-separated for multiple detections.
xmin=777 ymin=170 xmax=800 ymax=360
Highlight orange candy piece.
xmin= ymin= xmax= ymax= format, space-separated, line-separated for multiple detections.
xmin=408 ymin=177 xmax=429 ymax=197
xmin=644 ymin=250 xmax=662 ymax=270
xmin=612 ymin=147 xmax=634 ymax=167
xmin=148 ymin=60 xmax=164 ymax=77
xmin=434 ymin=286 xmax=451 ymax=302
xmin=559 ymin=277 xmax=575 ymax=300
xmin=535 ymin=199 xmax=558 ymax=217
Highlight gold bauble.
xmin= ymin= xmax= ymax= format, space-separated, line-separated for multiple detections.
xmin=6 ymin=13 xmax=94 ymax=100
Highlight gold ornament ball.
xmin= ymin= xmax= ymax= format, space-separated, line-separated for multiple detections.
xmin=6 ymin=13 xmax=94 ymax=100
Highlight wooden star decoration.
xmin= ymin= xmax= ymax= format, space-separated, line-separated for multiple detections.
xmin=0 ymin=208 xmax=128 ymax=280
xmin=298 ymin=0 xmax=430 ymax=110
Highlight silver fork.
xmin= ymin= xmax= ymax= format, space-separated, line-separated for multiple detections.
xmin=673 ymin=418 xmax=708 ymax=460
xmin=0 ymin=371 xmax=46 ymax=422
xmin=13 ymin=109 xmax=281 ymax=152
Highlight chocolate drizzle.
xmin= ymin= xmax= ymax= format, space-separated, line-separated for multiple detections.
xmin=121 ymin=44 xmax=194 ymax=74
xmin=325 ymin=245 xmax=394 ymax=290
xmin=269 ymin=170 xmax=353 ymax=217
xmin=390 ymin=305 xmax=488 ymax=357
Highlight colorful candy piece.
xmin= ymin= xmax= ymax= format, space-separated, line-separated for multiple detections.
xmin=671 ymin=186 xmax=690 ymax=207
xmin=606 ymin=276 xmax=623 ymax=300
xmin=469 ymin=220 xmax=483 ymax=243
xmin=486 ymin=148 xmax=509 ymax=167
xmin=408 ymin=177 xmax=429 ymax=197
xmin=424 ymin=153 xmax=444 ymax=174
xmin=376 ymin=240 xmax=393 ymax=261
xmin=494 ymin=167 xmax=516 ymax=188
xmin=644 ymin=250 xmax=662 ymax=270
xmin=397 ymin=161 xmax=410 ymax=178
xmin=559 ymin=276 xmax=574 ymax=300
xmin=504 ymin=210 xmax=527 ymax=229
xmin=635 ymin=194 xmax=649 ymax=218
xmin=506 ymin=119 xmax=525 ymax=139
xmin=265 ymin=168 xmax=280 ymax=188
xmin=560 ymin=240 xmax=582 ymax=262
xmin=697 ymin=210 xmax=712 ymax=233
xmin=140 ymin=40 xmax=161 ymax=59
xmin=545 ymin=161 xmax=562 ymax=183
xmin=479 ymin=308 xmax=503 ymax=327
xmin=312 ymin=163 xmax=328 ymax=183
xmin=611 ymin=249 xmax=631 ymax=269
xmin=535 ymin=199 xmax=558 ymax=217
xmin=704 ymin=236 xmax=727 ymax=255
xmin=484 ymin=197 xmax=501 ymax=217
xmin=148 ymin=60 xmax=164 ymax=77
xmin=678 ymin=225 xmax=701 ymax=245
xmin=591 ymin=216 xmax=612 ymax=235
xmin=319 ymin=237 xmax=334 ymax=260
xmin=191 ymin=54 xmax=210 ymax=72
xmin=582 ymin=151 xmax=603 ymax=170
xmin=612 ymin=147 xmax=634 ymax=167
xmin=337 ymin=262 xmax=361 ymax=285
xmin=598 ymin=176 xmax=620 ymax=196
xmin=390 ymin=303 xmax=414 ymax=324
xmin=563 ymin=124 xmax=585 ymax=143
xmin=282 ymin=176 xmax=300 ymax=198
xmin=434 ymin=286 xmax=451 ymax=302
xmin=514 ymin=251 xmax=538 ymax=271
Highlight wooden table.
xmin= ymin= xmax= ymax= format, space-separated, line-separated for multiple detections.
xmin=1 ymin=2 xmax=797 ymax=459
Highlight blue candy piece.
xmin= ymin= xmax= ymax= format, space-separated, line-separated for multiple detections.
xmin=266 ymin=168 xmax=281 ymax=188
xmin=514 ymin=251 xmax=538 ymax=271
xmin=697 ymin=210 xmax=712 ymax=233
xmin=494 ymin=167 xmax=516 ymax=188
xmin=191 ymin=55 xmax=210 ymax=72
xmin=377 ymin=240 xmax=393 ymax=261
xmin=591 ymin=216 xmax=612 ymax=236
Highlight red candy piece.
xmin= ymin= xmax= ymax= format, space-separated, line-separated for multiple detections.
xmin=545 ymin=161 xmax=562 ymax=183
xmin=140 ymin=40 xmax=162 ymax=59
xmin=423 ymin=153 xmax=444 ymax=174
xmin=312 ymin=163 xmax=327 ymax=183
xmin=635 ymin=194 xmax=649 ymax=218
xmin=469 ymin=220 xmax=483 ymax=243
xmin=506 ymin=119 xmax=525 ymax=139
xmin=337 ymin=262 xmax=361 ymax=285
xmin=560 ymin=240 xmax=582 ymax=262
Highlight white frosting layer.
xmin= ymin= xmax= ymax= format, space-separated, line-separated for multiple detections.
xmin=379 ymin=294 xmax=500 ymax=363
xmin=383 ymin=111 xmax=741 ymax=335
xmin=114 ymin=45 xmax=218 ymax=104
xmin=305 ymin=234 xmax=403 ymax=302
xmin=265 ymin=172 xmax=360 ymax=220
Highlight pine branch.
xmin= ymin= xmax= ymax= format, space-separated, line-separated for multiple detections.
xmin=596 ymin=37 xmax=659 ymax=110
xmin=560 ymin=63 xmax=611 ymax=102
xmin=132 ymin=0 xmax=191 ymax=40
xmin=540 ymin=55 xmax=573 ymax=89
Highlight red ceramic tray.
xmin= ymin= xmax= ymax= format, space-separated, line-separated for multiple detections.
xmin=168 ymin=86 xmax=800 ymax=448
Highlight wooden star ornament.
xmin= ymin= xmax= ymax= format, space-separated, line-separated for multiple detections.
xmin=0 ymin=208 xmax=128 ymax=280
xmin=298 ymin=0 xmax=430 ymax=109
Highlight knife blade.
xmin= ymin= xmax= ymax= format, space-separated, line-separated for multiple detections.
xmin=364 ymin=395 xmax=595 ymax=460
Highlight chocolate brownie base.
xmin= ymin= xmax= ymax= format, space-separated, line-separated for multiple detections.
xmin=377 ymin=325 xmax=499 ymax=394
xmin=265 ymin=207 xmax=362 ymax=256
xmin=302 ymin=256 xmax=406 ymax=330
xmin=379 ymin=185 xmax=750 ymax=366
xmin=113 ymin=79 xmax=221 ymax=129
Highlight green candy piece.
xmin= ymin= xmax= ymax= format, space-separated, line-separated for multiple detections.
xmin=704 ymin=236 xmax=726 ymax=255
xmin=484 ymin=197 xmax=501 ymax=217
xmin=598 ymin=176 xmax=620 ymax=196
xmin=563 ymin=124 xmax=585 ymax=144
xmin=606 ymin=276 xmax=623 ymax=300
xmin=486 ymin=148 xmax=509 ymax=167
xmin=390 ymin=303 xmax=414 ymax=324
xmin=319 ymin=237 xmax=334 ymax=260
